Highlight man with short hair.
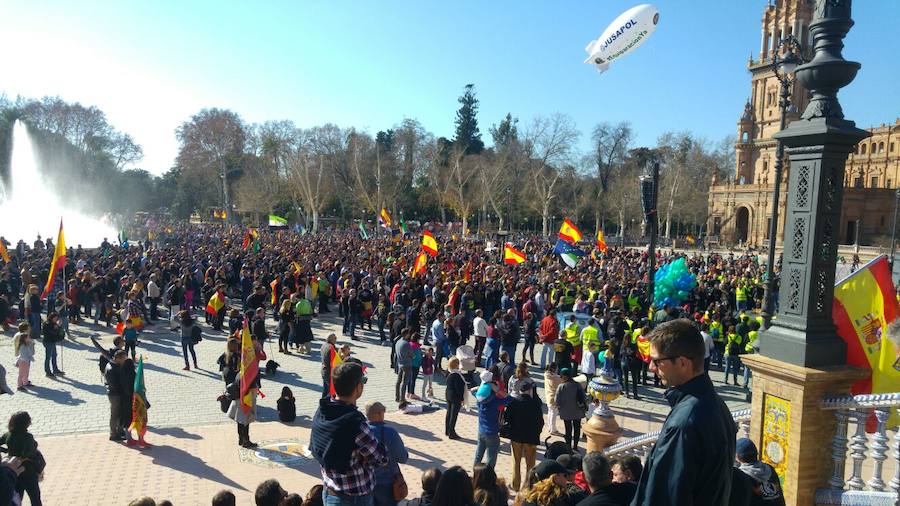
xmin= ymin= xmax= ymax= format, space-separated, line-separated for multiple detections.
xmin=366 ymin=401 xmax=409 ymax=506
xmin=254 ymin=479 xmax=288 ymax=506
xmin=577 ymin=451 xmax=636 ymax=506
xmin=310 ymin=362 xmax=387 ymax=504
xmin=611 ymin=456 xmax=642 ymax=485
xmin=631 ymin=319 xmax=736 ymax=506
xmin=733 ymin=438 xmax=786 ymax=506
xmin=394 ymin=329 xmax=414 ymax=402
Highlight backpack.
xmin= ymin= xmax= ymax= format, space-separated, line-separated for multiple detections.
xmin=411 ymin=347 xmax=423 ymax=368
xmin=191 ymin=324 xmax=203 ymax=344
xmin=544 ymin=437 xmax=572 ymax=460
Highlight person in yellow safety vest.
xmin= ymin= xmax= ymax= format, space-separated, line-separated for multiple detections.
xmin=580 ymin=318 xmax=602 ymax=362
xmin=735 ymin=283 xmax=748 ymax=312
xmin=709 ymin=318 xmax=724 ymax=369
xmin=723 ymin=325 xmax=745 ymax=386
xmin=742 ymin=320 xmax=761 ymax=389
xmin=754 ymin=315 xmax=765 ymax=329
xmin=565 ymin=315 xmax=583 ymax=365
xmin=563 ymin=288 xmax=576 ymax=307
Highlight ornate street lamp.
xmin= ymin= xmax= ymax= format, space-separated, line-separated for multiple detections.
xmin=640 ymin=159 xmax=660 ymax=309
xmin=762 ymin=35 xmax=806 ymax=328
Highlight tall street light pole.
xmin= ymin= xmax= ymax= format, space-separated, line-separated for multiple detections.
xmin=762 ymin=35 xmax=804 ymax=328
xmin=890 ymin=188 xmax=900 ymax=271
xmin=641 ymin=159 xmax=660 ymax=311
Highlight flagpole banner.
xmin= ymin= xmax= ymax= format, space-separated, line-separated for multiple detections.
xmin=832 ymin=255 xmax=900 ymax=428
xmin=42 ymin=219 xmax=67 ymax=300
xmin=268 ymin=215 xmax=288 ymax=227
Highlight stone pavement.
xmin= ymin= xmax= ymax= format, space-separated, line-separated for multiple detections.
xmin=0 ymin=311 xmax=750 ymax=504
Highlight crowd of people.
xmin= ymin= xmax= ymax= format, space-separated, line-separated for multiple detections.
xmin=0 ymin=220 xmax=784 ymax=505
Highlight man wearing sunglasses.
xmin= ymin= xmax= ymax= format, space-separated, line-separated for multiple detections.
xmin=631 ymin=319 xmax=736 ymax=506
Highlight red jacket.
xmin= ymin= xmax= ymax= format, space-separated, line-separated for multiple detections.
xmin=539 ymin=315 xmax=560 ymax=344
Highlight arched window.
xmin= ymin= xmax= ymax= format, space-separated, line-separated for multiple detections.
xmin=878 ymin=142 xmax=884 ymax=153
xmin=741 ymin=132 xmax=749 ymax=143
xmin=862 ymin=144 xmax=867 ymax=154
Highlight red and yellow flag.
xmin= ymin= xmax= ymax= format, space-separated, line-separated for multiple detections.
xmin=411 ymin=252 xmax=427 ymax=277
xmin=206 ymin=290 xmax=225 ymax=316
xmin=239 ymin=319 xmax=260 ymax=414
xmin=41 ymin=220 xmax=67 ymax=300
xmin=270 ymin=278 xmax=279 ymax=306
xmin=328 ymin=344 xmax=343 ymax=398
xmin=596 ymin=230 xmax=608 ymax=253
xmin=503 ymin=243 xmax=526 ymax=265
xmin=833 ymin=255 xmax=900 ymax=429
xmin=379 ymin=208 xmax=392 ymax=228
xmin=421 ymin=231 xmax=439 ymax=257
xmin=0 ymin=241 xmax=9 ymax=263
xmin=558 ymin=218 xmax=582 ymax=244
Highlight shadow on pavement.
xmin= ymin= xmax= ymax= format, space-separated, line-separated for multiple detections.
xmin=386 ymin=420 xmax=441 ymax=442
xmin=148 ymin=444 xmax=248 ymax=491
xmin=149 ymin=426 xmax=202 ymax=440
xmin=22 ymin=384 xmax=85 ymax=406
xmin=54 ymin=375 xmax=107 ymax=396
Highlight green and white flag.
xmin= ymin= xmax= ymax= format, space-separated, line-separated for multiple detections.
xmin=399 ymin=216 xmax=408 ymax=236
xmin=268 ymin=214 xmax=288 ymax=227
xmin=358 ymin=222 xmax=370 ymax=240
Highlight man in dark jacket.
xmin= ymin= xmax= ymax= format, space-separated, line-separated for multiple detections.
xmin=578 ymin=451 xmax=636 ymax=506
xmin=310 ymin=362 xmax=388 ymax=500
xmin=504 ymin=378 xmax=544 ymax=490
xmin=631 ymin=319 xmax=736 ymax=506
xmin=104 ymin=350 xmax=130 ymax=442
xmin=498 ymin=309 xmax=520 ymax=367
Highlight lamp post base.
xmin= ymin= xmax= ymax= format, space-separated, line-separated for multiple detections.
xmin=582 ymin=413 xmax=623 ymax=453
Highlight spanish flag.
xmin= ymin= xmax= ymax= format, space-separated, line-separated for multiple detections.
xmin=421 ymin=231 xmax=439 ymax=257
xmin=503 ymin=243 xmax=526 ymax=265
xmin=596 ymin=230 xmax=608 ymax=253
xmin=239 ymin=319 xmax=260 ymax=414
xmin=129 ymin=356 xmax=149 ymax=438
xmin=206 ymin=290 xmax=225 ymax=316
xmin=411 ymin=252 xmax=427 ymax=277
xmin=0 ymin=241 xmax=9 ymax=263
xmin=327 ymin=343 xmax=343 ymax=398
xmin=41 ymin=220 xmax=66 ymax=300
xmin=270 ymin=278 xmax=279 ymax=306
xmin=379 ymin=208 xmax=392 ymax=228
xmin=558 ymin=218 xmax=582 ymax=244
xmin=833 ymin=255 xmax=900 ymax=429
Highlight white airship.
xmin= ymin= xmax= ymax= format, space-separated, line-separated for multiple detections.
xmin=584 ymin=4 xmax=659 ymax=74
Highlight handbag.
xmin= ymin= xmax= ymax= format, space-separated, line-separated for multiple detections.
xmin=498 ymin=408 xmax=512 ymax=439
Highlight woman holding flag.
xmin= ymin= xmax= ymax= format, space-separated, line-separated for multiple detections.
xmin=227 ymin=319 xmax=266 ymax=448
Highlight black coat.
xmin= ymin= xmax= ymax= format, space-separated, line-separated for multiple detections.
xmin=631 ymin=374 xmax=736 ymax=506
xmin=445 ymin=371 xmax=466 ymax=404
xmin=503 ymin=395 xmax=544 ymax=445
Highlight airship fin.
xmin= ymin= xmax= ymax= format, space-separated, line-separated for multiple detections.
xmin=584 ymin=39 xmax=598 ymax=55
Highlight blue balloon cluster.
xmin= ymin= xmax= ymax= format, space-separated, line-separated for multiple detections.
xmin=653 ymin=257 xmax=697 ymax=308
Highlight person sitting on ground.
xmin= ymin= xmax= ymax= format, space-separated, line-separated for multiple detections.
xmin=304 ymin=484 xmax=324 ymax=506
xmin=515 ymin=460 xmax=575 ymax=506
xmin=733 ymin=438 xmax=785 ymax=506
xmin=0 ymin=411 xmax=42 ymax=506
xmin=211 ymin=489 xmax=236 ymax=506
xmin=472 ymin=462 xmax=508 ymax=506
xmin=254 ymin=478 xmax=288 ymax=506
xmin=610 ymin=456 xmax=641 ymax=485
xmin=577 ymin=451 xmax=637 ymax=506
xmin=277 ymin=386 xmax=296 ymax=423
xmin=281 ymin=494 xmax=302 ymax=506
xmin=433 ymin=465 xmax=475 ymax=506
xmin=557 ymin=453 xmax=588 ymax=494
xmin=406 ymin=468 xmax=442 ymax=506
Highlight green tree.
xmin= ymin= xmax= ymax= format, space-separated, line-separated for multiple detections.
xmin=453 ymin=84 xmax=484 ymax=155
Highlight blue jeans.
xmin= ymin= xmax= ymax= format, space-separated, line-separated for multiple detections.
xmin=501 ymin=344 xmax=517 ymax=367
xmin=43 ymin=341 xmax=59 ymax=375
xmin=323 ymin=490 xmax=373 ymax=506
xmin=484 ymin=339 xmax=499 ymax=369
xmin=343 ymin=314 xmax=357 ymax=337
xmin=474 ymin=433 xmax=501 ymax=468
xmin=540 ymin=343 xmax=555 ymax=369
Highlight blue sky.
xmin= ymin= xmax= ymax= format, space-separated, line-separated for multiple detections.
xmin=1 ymin=0 xmax=898 ymax=175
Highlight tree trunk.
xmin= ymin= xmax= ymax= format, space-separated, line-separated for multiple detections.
xmin=619 ymin=210 xmax=625 ymax=247
xmin=312 ymin=209 xmax=319 ymax=233
xmin=462 ymin=215 xmax=468 ymax=239
xmin=542 ymin=203 xmax=550 ymax=237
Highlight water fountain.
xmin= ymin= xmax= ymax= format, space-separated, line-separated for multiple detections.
xmin=0 ymin=120 xmax=115 ymax=247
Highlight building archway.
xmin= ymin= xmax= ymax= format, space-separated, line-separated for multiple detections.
xmin=735 ymin=207 xmax=751 ymax=244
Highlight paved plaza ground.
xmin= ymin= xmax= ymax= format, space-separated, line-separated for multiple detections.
xmin=0 ymin=311 xmax=751 ymax=505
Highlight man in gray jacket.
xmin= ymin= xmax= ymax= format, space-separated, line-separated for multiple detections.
xmin=631 ymin=319 xmax=736 ymax=506
xmin=394 ymin=329 xmax=413 ymax=403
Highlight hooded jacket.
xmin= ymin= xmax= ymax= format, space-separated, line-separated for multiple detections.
xmin=310 ymin=398 xmax=366 ymax=473
xmin=739 ymin=461 xmax=786 ymax=506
